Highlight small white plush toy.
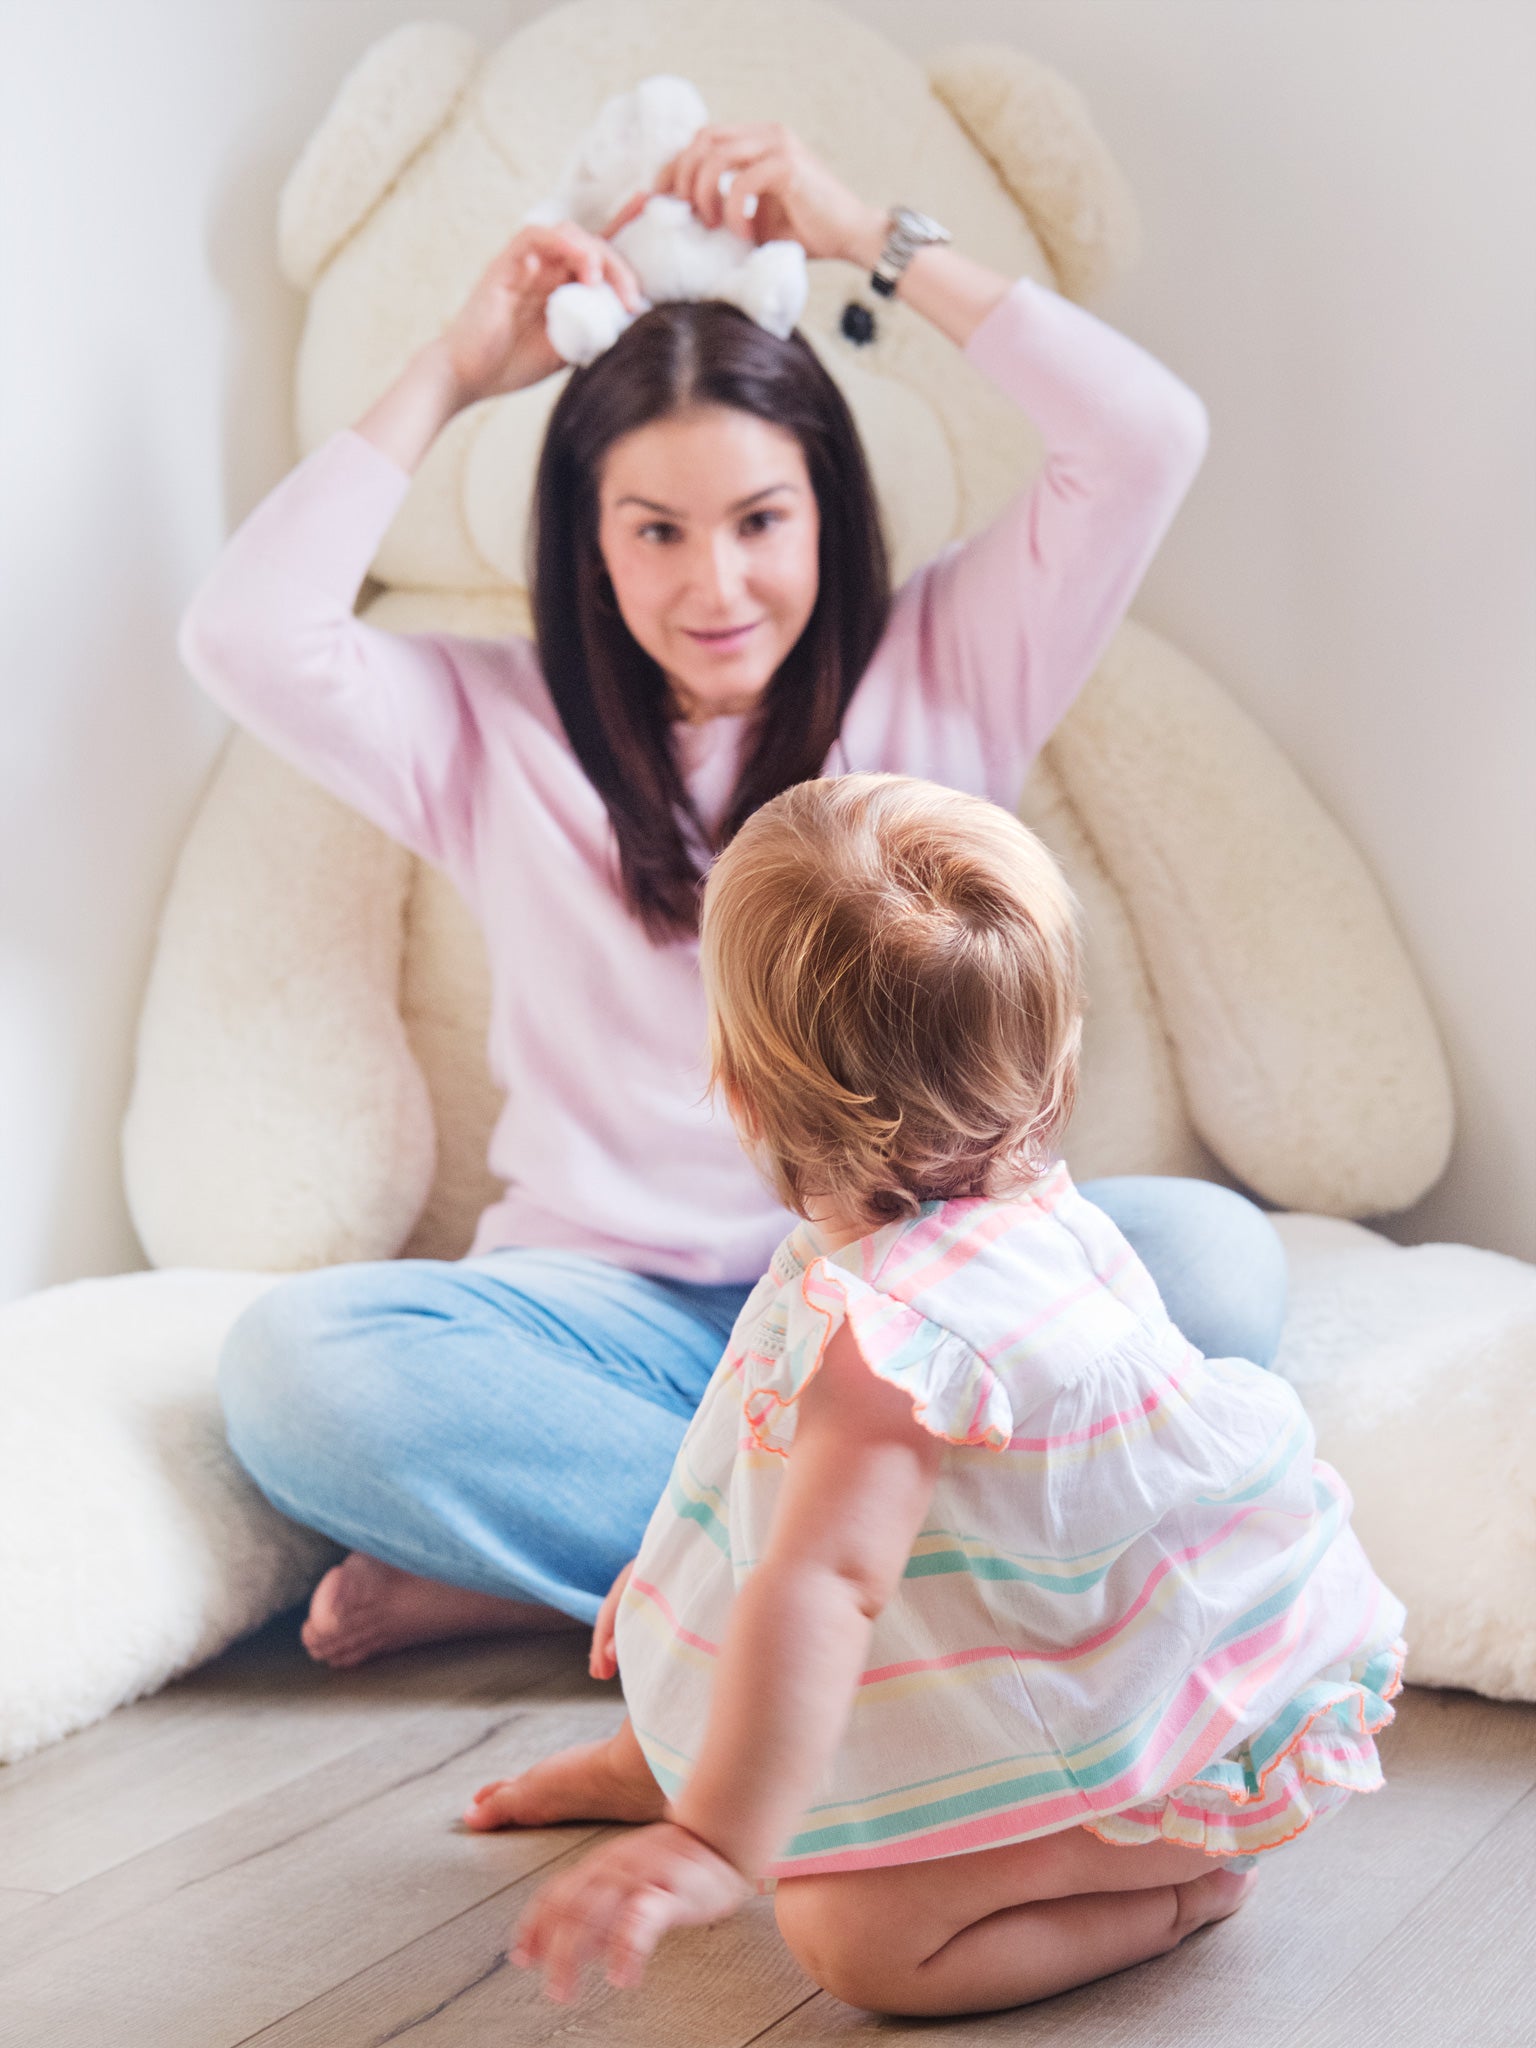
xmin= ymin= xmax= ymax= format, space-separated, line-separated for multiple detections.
xmin=524 ymin=73 xmax=809 ymax=365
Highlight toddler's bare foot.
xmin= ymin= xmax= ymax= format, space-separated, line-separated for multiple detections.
xmin=464 ymin=1718 xmax=666 ymax=1830
xmin=300 ymin=1553 xmax=580 ymax=1669
xmin=1172 ymin=1865 xmax=1258 ymax=1940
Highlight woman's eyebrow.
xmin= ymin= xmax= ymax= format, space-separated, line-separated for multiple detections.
xmin=614 ymin=482 xmax=801 ymax=515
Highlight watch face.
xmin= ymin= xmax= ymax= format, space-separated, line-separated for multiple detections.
xmin=893 ymin=206 xmax=949 ymax=243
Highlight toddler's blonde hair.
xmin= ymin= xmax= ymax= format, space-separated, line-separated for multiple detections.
xmin=701 ymin=774 xmax=1083 ymax=1226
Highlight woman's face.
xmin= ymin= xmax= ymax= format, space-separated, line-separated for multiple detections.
xmin=596 ymin=405 xmax=821 ymax=723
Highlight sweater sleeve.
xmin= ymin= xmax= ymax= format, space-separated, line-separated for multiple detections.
xmin=177 ymin=430 xmax=486 ymax=876
xmin=862 ymin=276 xmax=1209 ymax=808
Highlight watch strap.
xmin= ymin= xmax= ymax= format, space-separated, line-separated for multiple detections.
xmin=870 ymin=205 xmax=952 ymax=298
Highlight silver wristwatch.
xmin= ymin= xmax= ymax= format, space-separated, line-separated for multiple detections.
xmin=870 ymin=204 xmax=952 ymax=297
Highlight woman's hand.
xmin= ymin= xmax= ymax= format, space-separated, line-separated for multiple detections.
xmin=440 ymin=221 xmax=647 ymax=404
xmin=589 ymin=1559 xmax=633 ymax=1681
xmin=355 ymin=220 xmax=645 ymax=472
xmin=510 ymin=1820 xmax=752 ymax=2002
xmin=619 ymin=123 xmax=884 ymax=267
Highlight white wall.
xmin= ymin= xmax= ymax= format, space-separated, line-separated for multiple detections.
xmin=864 ymin=0 xmax=1534 ymax=1261
xmin=0 ymin=0 xmax=524 ymax=1307
xmin=1 ymin=0 xmax=1531 ymax=1307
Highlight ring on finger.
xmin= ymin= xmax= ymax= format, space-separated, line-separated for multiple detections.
xmin=716 ymin=167 xmax=760 ymax=221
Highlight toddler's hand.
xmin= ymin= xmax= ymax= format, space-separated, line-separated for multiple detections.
xmin=589 ymin=1559 xmax=633 ymax=1680
xmin=510 ymin=1820 xmax=751 ymax=2001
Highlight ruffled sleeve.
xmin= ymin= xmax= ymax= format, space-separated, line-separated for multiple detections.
xmin=741 ymin=1254 xmax=1015 ymax=1457
xmin=1087 ymin=1637 xmax=1408 ymax=1861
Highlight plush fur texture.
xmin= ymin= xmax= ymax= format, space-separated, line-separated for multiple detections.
xmin=530 ymin=76 xmax=812 ymax=365
xmin=277 ymin=23 xmax=481 ymax=292
xmin=3 ymin=0 xmax=1525 ymax=1763
xmin=927 ymin=41 xmax=1141 ymax=303
xmin=1050 ymin=624 xmax=1455 ymax=1213
xmin=124 ymin=740 xmax=437 ymax=1270
xmin=0 ymin=1269 xmax=334 ymax=1765
xmin=1271 ymin=1216 xmax=1536 ymax=1702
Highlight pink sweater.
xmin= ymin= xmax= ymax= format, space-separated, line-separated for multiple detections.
xmin=179 ymin=277 xmax=1207 ymax=1283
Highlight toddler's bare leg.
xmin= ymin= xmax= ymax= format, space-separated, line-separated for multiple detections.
xmin=464 ymin=1714 xmax=667 ymax=1830
xmin=775 ymin=1826 xmax=1256 ymax=2017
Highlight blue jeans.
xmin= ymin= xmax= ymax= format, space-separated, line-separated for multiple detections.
xmin=219 ymin=1177 xmax=1286 ymax=1625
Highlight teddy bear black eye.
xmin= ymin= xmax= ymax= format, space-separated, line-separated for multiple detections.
xmin=840 ymin=301 xmax=877 ymax=347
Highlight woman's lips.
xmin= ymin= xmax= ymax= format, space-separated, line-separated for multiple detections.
xmin=682 ymin=620 xmax=761 ymax=652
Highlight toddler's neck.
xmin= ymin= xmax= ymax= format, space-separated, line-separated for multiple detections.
xmin=800 ymin=1196 xmax=876 ymax=1253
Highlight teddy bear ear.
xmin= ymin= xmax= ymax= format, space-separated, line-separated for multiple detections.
xmin=277 ymin=22 xmax=482 ymax=291
xmin=927 ymin=43 xmax=1140 ymax=303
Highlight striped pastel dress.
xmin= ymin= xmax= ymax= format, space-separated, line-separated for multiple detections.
xmin=613 ymin=1163 xmax=1407 ymax=1878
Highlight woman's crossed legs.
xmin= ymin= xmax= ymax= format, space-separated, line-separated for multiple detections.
xmin=219 ymin=1247 xmax=748 ymax=1666
xmin=217 ymin=1177 xmax=1286 ymax=1666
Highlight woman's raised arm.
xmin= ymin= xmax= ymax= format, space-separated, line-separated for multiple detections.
xmin=179 ymin=222 xmax=644 ymax=874
xmin=176 ymin=428 xmax=477 ymax=875
xmin=896 ymin=275 xmax=1209 ymax=811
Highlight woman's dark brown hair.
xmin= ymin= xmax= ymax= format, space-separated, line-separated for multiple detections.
xmin=529 ymin=300 xmax=890 ymax=940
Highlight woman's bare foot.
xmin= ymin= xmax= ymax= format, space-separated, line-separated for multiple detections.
xmin=300 ymin=1553 xmax=582 ymax=1669
xmin=464 ymin=1716 xmax=666 ymax=1830
xmin=1172 ymin=1865 xmax=1259 ymax=1938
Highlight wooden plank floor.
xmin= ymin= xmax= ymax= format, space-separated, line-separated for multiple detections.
xmin=2 ymin=1616 xmax=1532 ymax=2047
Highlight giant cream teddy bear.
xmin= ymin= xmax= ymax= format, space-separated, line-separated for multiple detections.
xmin=2 ymin=0 xmax=1532 ymax=1766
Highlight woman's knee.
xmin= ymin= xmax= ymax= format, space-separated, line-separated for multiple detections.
xmin=217 ymin=1265 xmax=402 ymax=1503
xmin=1081 ymin=1174 xmax=1289 ymax=1367
xmin=1175 ymin=1181 xmax=1288 ymax=1367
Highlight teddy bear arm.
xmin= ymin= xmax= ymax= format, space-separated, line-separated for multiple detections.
xmin=927 ymin=42 xmax=1141 ymax=304
xmin=1048 ymin=621 xmax=1454 ymax=1217
xmin=123 ymin=735 xmax=437 ymax=1271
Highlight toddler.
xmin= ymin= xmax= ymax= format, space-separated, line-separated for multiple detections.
xmin=465 ymin=773 xmax=1406 ymax=2016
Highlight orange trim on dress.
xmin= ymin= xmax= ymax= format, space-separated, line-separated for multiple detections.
xmin=1084 ymin=1637 xmax=1407 ymax=1858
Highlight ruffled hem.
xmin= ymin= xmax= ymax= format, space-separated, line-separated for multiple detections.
xmin=742 ymin=1253 xmax=1014 ymax=1457
xmin=1086 ymin=1637 xmax=1407 ymax=1859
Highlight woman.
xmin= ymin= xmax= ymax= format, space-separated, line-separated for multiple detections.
xmin=181 ymin=123 xmax=1285 ymax=1669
